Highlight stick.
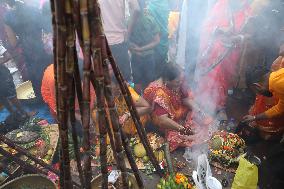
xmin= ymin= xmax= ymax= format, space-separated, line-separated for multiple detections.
xmin=53 ymin=0 xmax=73 ymax=187
xmin=88 ymin=1 xmax=130 ymax=187
xmin=79 ymin=0 xmax=92 ymax=187
xmin=105 ymin=40 xmax=163 ymax=176
xmin=0 ymin=148 xmax=47 ymax=175
xmin=0 ymin=135 xmax=59 ymax=175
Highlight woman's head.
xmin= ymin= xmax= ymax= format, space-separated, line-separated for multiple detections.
xmin=246 ymin=67 xmax=272 ymax=97
xmin=161 ymin=63 xmax=183 ymax=90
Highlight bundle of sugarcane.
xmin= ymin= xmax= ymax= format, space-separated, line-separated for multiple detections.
xmin=50 ymin=0 xmax=163 ymax=188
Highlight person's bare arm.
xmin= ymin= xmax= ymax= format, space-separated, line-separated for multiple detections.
xmin=155 ymin=114 xmax=184 ymax=132
xmin=119 ymin=97 xmax=151 ymax=123
xmin=135 ymin=97 xmax=152 ymax=116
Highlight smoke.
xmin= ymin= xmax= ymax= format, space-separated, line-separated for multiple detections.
xmin=176 ymin=0 xmax=284 ymax=117
xmin=176 ymin=0 xmax=284 ymax=168
xmin=183 ymin=144 xmax=209 ymax=168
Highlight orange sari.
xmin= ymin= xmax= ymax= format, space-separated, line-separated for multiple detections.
xmin=249 ymin=56 xmax=284 ymax=139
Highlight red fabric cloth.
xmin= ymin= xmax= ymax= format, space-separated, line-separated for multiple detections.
xmin=194 ymin=0 xmax=251 ymax=112
xmin=153 ymin=104 xmax=168 ymax=116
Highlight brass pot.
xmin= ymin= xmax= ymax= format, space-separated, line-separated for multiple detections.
xmin=0 ymin=174 xmax=57 ymax=189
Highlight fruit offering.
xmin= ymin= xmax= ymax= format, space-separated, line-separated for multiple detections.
xmin=129 ymin=133 xmax=165 ymax=174
xmin=208 ymin=130 xmax=246 ymax=168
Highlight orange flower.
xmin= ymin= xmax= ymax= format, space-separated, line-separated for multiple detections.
xmin=223 ymin=146 xmax=232 ymax=151
xmin=188 ymin=183 xmax=192 ymax=189
xmin=175 ymin=178 xmax=182 ymax=184
xmin=175 ymin=173 xmax=187 ymax=185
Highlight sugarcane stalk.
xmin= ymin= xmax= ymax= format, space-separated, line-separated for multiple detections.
xmin=120 ymin=130 xmax=144 ymax=187
xmin=69 ymin=79 xmax=85 ymax=187
xmin=0 ymin=148 xmax=47 ymax=175
xmin=79 ymin=0 xmax=92 ymax=188
xmin=53 ymin=0 xmax=73 ymax=187
xmin=87 ymin=2 xmax=108 ymax=187
xmin=101 ymin=55 xmax=142 ymax=188
xmin=65 ymin=0 xmax=85 ymax=186
xmin=89 ymin=1 xmax=130 ymax=188
xmin=87 ymin=2 xmax=119 ymax=188
xmin=105 ymin=40 xmax=163 ymax=176
xmin=0 ymin=134 xmax=59 ymax=175
xmin=88 ymin=1 xmax=115 ymax=188
xmin=90 ymin=70 xmax=108 ymax=189
xmin=70 ymin=0 xmax=84 ymax=113
xmin=89 ymin=74 xmax=119 ymax=166
xmin=71 ymin=0 xmax=83 ymax=46
xmin=50 ymin=0 xmax=64 ymax=187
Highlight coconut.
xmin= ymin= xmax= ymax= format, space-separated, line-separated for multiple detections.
xmin=211 ymin=137 xmax=223 ymax=150
xmin=133 ymin=143 xmax=146 ymax=158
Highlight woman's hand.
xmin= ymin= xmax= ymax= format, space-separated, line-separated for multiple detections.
xmin=178 ymin=126 xmax=194 ymax=136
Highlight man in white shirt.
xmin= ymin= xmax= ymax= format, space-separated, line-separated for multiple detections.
xmin=98 ymin=0 xmax=141 ymax=81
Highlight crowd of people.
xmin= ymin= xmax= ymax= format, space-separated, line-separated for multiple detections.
xmin=0 ymin=0 xmax=283 ymax=147
xmin=0 ymin=0 xmax=284 ymax=187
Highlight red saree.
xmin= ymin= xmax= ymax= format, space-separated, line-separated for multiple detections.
xmin=194 ymin=0 xmax=251 ymax=113
xmin=249 ymin=56 xmax=284 ymax=139
xmin=144 ymin=80 xmax=208 ymax=151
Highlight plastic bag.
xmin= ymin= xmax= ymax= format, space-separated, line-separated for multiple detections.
xmin=232 ymin=157 xmax=258 ymax=189
xmin=193 ymin=154 xmax=222 ymax=189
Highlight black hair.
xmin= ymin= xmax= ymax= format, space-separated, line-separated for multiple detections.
xmin=246 ymin=66 xmax=269 ymax=86
xmin=161 ymin=63 xmax=182 ymax=81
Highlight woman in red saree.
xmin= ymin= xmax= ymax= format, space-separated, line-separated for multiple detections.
xmin=194 ymin=0 xmax=252 ymax=118
xmin=249 ymin=55 xmax=284 ymax=140
xmin=144 ymin=63 xmax=210 ymax=151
